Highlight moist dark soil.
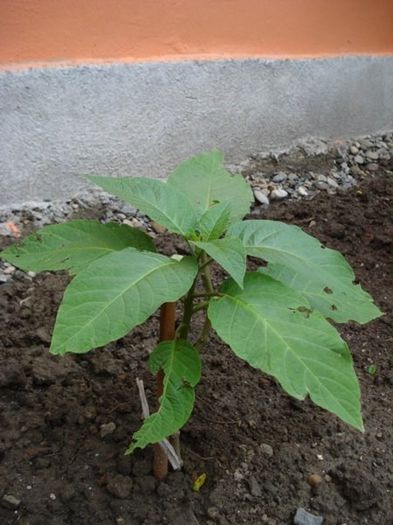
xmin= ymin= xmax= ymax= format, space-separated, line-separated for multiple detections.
xmin=0 ymin=174 xmax=392 ymax=525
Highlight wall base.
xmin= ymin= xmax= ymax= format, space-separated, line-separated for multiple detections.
xmin=1 ymin=56 xmax=392 ymax=205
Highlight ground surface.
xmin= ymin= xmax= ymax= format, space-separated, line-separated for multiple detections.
xmin=0 ymin=172 xmax=392 ymax=525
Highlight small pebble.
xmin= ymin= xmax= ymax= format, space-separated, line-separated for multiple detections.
xmin=49 ymin=493 xmax=56 ymax=500
xmin=1 ymin=494 xmax=21 ymax=509
xmin=307 ymin=473 xmax=322 ymax=488
xmin=100 ymin=422 xmax=116 ymax=438
xmin=260 ymin=443 xmax=274 ymax=457
xmin=297 ymin=186 xmax=308 ymax=197
xmin=294 ymin=508 xmax=323 ymax=525
xmin=254 ymin=190 xmax=270 ymax=206
xmin=248 ymin=475 xmax=262 ymax=497
xmin=151 ymin=221 xmax=166 ymax=234
xmin=354 ymin=154 xmax=364 ymax=164
xmin=366 ymin=150 xmax=379 ymax=160
xmin=327 ymin=177 xmax=338 ymax=188
xmin=349 ymin=145 xmax=359 ymax=155
xmin=272 ymin=172 xmax=287 ymax=183
xmin=3 ymin=265 xmax=16 ymax=274
xmin=287 ymin=173 xmax=299 ymax=183
xmin=270 ymin=188 xmax=288 ymax=200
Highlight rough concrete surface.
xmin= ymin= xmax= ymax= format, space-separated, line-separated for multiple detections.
xmin=1 ymin=56 xmax=392 ymax=205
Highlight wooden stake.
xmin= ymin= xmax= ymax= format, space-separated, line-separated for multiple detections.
xmin=153 ymin=302 xmax=176 ymax=480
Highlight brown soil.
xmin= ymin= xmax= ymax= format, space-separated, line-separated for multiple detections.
xmin=0 ymin=174 xmax=392 ymax=525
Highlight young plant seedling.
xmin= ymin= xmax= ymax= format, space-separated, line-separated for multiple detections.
xmin=1 ymin=150 xmax=382 ymax=477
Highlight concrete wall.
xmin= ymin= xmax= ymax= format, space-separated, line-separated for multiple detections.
xmin=1 ymin=56 xmax=392 ymax=205
xmin=1 ymin=1 xmax=392 ymax=205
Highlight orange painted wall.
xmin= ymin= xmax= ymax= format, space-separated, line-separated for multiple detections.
xmin=1 ymin=0 xmax=393 ymax=66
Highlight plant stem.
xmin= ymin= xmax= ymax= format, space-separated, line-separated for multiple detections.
xmin=153 ymin=302 xmax=176 ymax=480
xmin=178 ymin=279 xmax=197 ymax=340
xmin=196 ymin=316 xmax=211 ymax=350
xmin=192 ymin=301 xmax=209 ymax=313
xmin=195 ymin=253 xmax=214 ymax=349
xmin=200 ymin=254 xmax=214 ymax=295
xmin=198 ymin=257 xmax=213 ymax=272
xmin=192 ymin=292 xmax=221 ymax=299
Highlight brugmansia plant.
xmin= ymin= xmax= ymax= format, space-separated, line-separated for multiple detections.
xmin=1 ymin=151 xmax=381 ymax=476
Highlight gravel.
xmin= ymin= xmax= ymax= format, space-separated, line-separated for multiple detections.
xmin=244 ymin=131 xmax=392 ymax=209
xmin=1 ymin=131 xmax=392 ymax=288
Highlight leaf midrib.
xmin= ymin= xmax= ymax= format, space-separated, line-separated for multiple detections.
xmin=219 ymin=293 xmax=356 ymax=423
xmin=55 ymin=257 xmax=177 ymax=351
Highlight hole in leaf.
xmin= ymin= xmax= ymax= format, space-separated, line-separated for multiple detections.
xmin=323 ymin=286 xmax=333 ymax=294
xmin=331 ymin=304 xmax=338 ymax=311
xmin=320 ymin=244 xmax=326 ymax=249
xmin=290 ymin=306 xmax=312 ymax=318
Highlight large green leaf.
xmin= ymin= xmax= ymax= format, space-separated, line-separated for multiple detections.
xmin=0 ymin=220 xmax=154 ymax=274
xmin=193 ymin=238 xmax=246 ymax=288
xmin=208 ymin=273 xmax=363 ymax=430
xmin=127 ymin=339 xmax=201 ymax=453
xmin=88 ymin=176 xmax=197 ymax=237
xmin=167 ymin=150 xmax=253 ymax=222
xmin=228 ymin=220 xmax=381 ymax=324
xmin=198 ymin=201 xmax=231 ymax=241
xmin=50 ymin=249 xmax=197 ymax=355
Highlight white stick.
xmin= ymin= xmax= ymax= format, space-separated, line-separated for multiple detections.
xmin=135 ymin=378 xmax=183 ymax=470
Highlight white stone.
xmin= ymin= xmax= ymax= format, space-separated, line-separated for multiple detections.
xmin=297 ymin=186 xmax=308 ymax=196
xmin=270 ymin=188 xmax=288 ymax=200
xmin=3 ymin=265 xmax=16 ymax=275
xmin=254 ymin=189 xmax=270 ymax=206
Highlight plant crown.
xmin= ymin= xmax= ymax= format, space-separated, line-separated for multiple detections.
xmin=1 ymin=150 xmax=382 ymax=452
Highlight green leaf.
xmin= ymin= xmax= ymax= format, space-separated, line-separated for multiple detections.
xmin=50 ymin=249 xmax=198 ymax=355
xmin=167 ymin=150 xmax=253 ymax=222
xmin=88 ymin=176 xmax=197 ymax=237
xmin=228 ymin=220 xmax=382 ymax=324
xmin=127 ymin=339 xmax=201 ymax=453
xmin=208 ymin=272 xmax=363 ymax=430
xmin=0 ymin=220 xmax=154 ymax=274
xmin=193 ymin=238 xmax=246 ymax=288
xmin=199 ymin=201 xmax=231 ymax=241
